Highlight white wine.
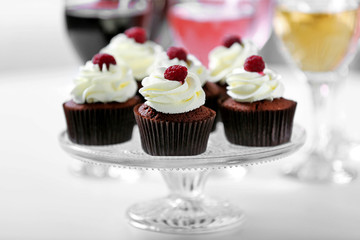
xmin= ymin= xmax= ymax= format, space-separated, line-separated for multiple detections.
xmin=274 ymin=7 xmax=359 ymax=72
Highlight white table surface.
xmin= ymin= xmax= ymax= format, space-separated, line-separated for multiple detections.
xmin=1 ymin=66 xmax=360 ymax=240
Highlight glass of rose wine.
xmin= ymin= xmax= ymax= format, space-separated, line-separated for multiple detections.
xmin=273 ymin=0 xmax=360 ymax=183
xmin=167 ymin=0 xmax=275 ymax=66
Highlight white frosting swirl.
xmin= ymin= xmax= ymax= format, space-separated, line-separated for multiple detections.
xmin=139 ymin=67 xmax=206 ymax=114
xmin=208 ymin=40 xmax=258 ymax=84
xmin=226 ymin=68 xmax=284 ymax=102
xmin=101 ymin=34 xmax=163 ymax=80
xmin=151 ymin=52 xmax=209 ymax=86
xmin=71 ymin=60 xmax=137 ymax=104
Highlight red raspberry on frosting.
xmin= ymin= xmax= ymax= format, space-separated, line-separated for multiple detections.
xmin=164 ymin=65 xmax=188 ymax=84
xmin=93 ymin=0 xmax=119 ymax=9
xmin=125 ymin=27 xmax=147 ymax=44
xmin=244 ymin=55 xmax=265 ymax=73
xmin=92 ymin=53 xmax=117 ymax=71
xmin=167 ymin=47 xmax=188 ymax=62
xmin=223 ymin=35 xmax=243 ymax=48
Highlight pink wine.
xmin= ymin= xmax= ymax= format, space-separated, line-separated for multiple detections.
xmin=168 ymin=1 xmax=255 ymax=66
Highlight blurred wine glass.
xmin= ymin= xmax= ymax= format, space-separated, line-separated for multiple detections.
xmin=167 ymin=0 xmax=275 ymax=66
xmin=64 ymin=0 xmax=153 ymax=63
xmin=273 ymin=0 xmax=360 ymax=183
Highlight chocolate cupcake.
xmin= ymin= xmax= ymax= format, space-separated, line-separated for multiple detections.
xmin=63 ymin=53 xmax=140 ymax=145
xmin=208 ymin=35 xmax=258 ymax=98
xmin=134 ymin=65 xmax=216 ymax=156
xmin=100 ymin=27 xmax=163 ymax=91
xmin=151 ymin=46 xmax=221 ymax=129
xmin=220 ymin=55 xmax=297 ymax=146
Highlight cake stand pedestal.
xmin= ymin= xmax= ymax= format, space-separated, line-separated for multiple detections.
xmin=59 ymin=124 xmax=305 ymax=234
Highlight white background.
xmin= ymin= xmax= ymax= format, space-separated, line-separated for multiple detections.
xmin=1 ymin=1 xmax=360 ymax=239
xmin=0 ymin=0 xmax=79 ymax=73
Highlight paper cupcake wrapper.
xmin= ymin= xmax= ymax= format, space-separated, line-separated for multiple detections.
xmin=204 ymin=95 xmax=220 ymax=131
xmin=203 ymin=82 xmax=222 ymax=130
xmin=134 ymin=111 xmax=215 ymax=156
xmin=136 ymin=80 xmax=145 ymax=103
xmin=216 ymin=82 xmax=228 ymax=98
xmin=64 ymin=103 xmax=137 ymax=145
xmin=220 ymin=103 xmax=296 ymax=146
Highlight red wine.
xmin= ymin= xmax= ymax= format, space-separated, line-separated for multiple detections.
xmin=65 ymin=0 xmax=152 ymax=62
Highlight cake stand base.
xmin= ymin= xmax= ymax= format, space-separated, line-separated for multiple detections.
xmin=128 ymin=196 xmax=244 ymax=234
xmin=127 ymin=170 xmax=244 ymax=234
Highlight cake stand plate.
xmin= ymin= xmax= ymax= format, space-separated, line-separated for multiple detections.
xmin=59 ymin=124 xmax=305 ymax=170
xmin=59 ymin=124 xmax=306 ymax=234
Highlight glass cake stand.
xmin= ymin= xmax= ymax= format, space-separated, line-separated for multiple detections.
xmin=59 ymin=124 xmax=305 ymax=234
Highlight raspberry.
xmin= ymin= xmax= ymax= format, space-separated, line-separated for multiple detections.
xmin=164 ymin=65 xmax=188 ymax=84
xmin=223 ymin=35 xmax=242 ymax=48
xmin=92 ymin=53 xmax=117 ymax=71
xmin=244 ymin=55 xmax=265 ymax=73
xmin=93 ymin=0 xmax=119 ymax=9
xmin=125 ymin=27 xmax=147 ymax=44
xmin=167 ymin=47 xmax=187 ymax=61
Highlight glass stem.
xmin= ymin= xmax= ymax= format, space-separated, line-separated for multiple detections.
xmin=161 ymin=170 xmax=210 ymax=199
xmin=306 ymin=70 xmax=345 ymax=159
xmin=307 ymin=80 xmax=334 ymax=155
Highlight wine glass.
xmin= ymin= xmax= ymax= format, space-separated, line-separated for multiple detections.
xmin=273 ymin=0 xmax=360 ymax=183
xmin=167 ymin=0 xmax=275 ymax=66
xmin=64 ymin=0 xmax=153 ymax=63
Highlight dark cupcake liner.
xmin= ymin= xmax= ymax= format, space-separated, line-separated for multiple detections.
xmin=136 ymin=79 xmax=145 ymax=102
xmin=216 ymin=82 xmax=228 ymax=98
xmin=63 ymin=101 xmax=139 ymax=145
xmin=220 ymin=101 xmax=296 ymax=146
xmin=204 ymin=95 xmax=219 ymax=131
xmin=134 ymin=107 xmax=215 ymax=156
xmin=214 ymin=83 xmax=230 ymax=123
xmin=203 ymin=82 xmax=222 ymax=131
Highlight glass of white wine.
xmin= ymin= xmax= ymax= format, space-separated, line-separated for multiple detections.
xmin=273 ymin=0 xmax=360 ymax=183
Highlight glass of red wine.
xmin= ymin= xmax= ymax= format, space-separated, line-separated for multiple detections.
xmin=64 ymin=0 xmax=154 ymax=63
